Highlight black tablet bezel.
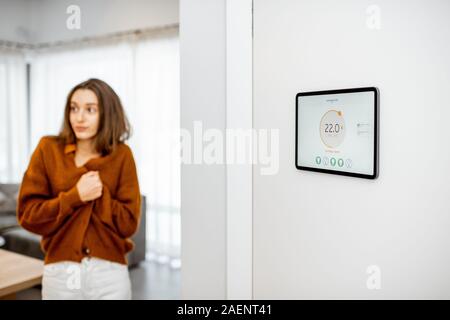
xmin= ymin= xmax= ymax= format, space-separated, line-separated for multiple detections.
xmin=295 ymin=87 xmax=379 ymax=180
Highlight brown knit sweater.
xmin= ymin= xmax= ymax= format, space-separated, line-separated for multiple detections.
xmin=17 ymin=136 xmax=141 ymax=265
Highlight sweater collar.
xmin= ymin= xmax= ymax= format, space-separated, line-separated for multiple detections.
xmin=64 ymin=144 xmax=77 ymax=154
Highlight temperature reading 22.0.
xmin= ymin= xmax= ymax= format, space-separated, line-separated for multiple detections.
xmin=324 ymin=123 xmax=341 ymax=133
xmin=320 ymin=110 xmax=346 ymax=148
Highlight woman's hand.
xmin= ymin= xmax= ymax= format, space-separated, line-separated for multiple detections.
xmin=76 ymin=171 xmax=103 ymax=202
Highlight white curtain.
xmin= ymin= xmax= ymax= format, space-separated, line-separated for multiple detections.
xmin=0 ymin=51 xmax=28 ymax=183
xmin=27 ymin=31 xmax=180 ymax=266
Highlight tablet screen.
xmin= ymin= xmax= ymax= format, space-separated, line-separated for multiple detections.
xmin=295 ymin=87 xmax=379 ymax=179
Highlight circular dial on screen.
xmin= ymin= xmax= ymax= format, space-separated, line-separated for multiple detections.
xmin=320 ymin=110 xmax=346 ymax=148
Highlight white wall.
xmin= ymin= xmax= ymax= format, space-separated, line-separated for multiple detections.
xmin=226 ymin=0 xmax=253 ymax=299
xmin=0 ymin=0 xmax=31 ymax=42
xmin=253 ymin=0 xmax=450 ymax=299
xmin=29 ymin=0 xmax=179 ymax=43
xmin=0 ymin=0 xmax=178 ymax=44
xmin=180 ymin=0 xmax=227 ymax=299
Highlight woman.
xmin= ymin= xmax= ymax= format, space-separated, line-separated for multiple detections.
xmin=17 ymin=78 xmax=141 ymax=300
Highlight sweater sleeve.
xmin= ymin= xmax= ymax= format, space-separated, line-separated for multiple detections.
xmin=17 ymin=138 xmax=85 ymax=236
xmin=95 ymin=146 xmax=141 ymax=238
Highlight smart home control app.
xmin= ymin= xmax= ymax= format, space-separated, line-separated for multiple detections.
xmin=297 ymin=91 xmax=375 ymax=175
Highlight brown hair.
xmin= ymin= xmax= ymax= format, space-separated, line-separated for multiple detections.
xmin=59 ymin=78 xmax=131 ymax=155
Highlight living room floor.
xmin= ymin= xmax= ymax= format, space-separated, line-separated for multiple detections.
xmin=15 ymin=259 xmax=181 ymax=300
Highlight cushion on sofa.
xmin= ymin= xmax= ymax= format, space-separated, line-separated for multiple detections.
xmin=2 ymin=228 xmax=45 ymax=260
xmin=0 ymin=184 xmax=20 ymax=212
xmin=0 ymin=184 xmax=20 ymax=232
xmin=0 ymin=214 xmax=18 ymax=230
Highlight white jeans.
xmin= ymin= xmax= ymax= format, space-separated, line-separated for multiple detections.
xmin=42 ymin=257 xmax=131 ymax=300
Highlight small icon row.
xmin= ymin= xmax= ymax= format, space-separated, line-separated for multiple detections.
xmin=315 ymin=156 xmax=352 ymax=168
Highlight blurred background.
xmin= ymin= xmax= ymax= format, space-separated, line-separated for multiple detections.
xmin=0 ymin=0 xmax=180 ymax=299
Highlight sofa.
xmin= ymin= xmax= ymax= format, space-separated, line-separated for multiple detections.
xmin=0 ymin=183 xmax=146 ymax=267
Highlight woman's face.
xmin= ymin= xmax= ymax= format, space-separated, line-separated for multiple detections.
xmin=69 ymin=89 xmax=100 ymax=141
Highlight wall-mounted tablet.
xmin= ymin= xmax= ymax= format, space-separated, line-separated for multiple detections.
xmin=295 ymin=87 xmax=379 ymax=179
